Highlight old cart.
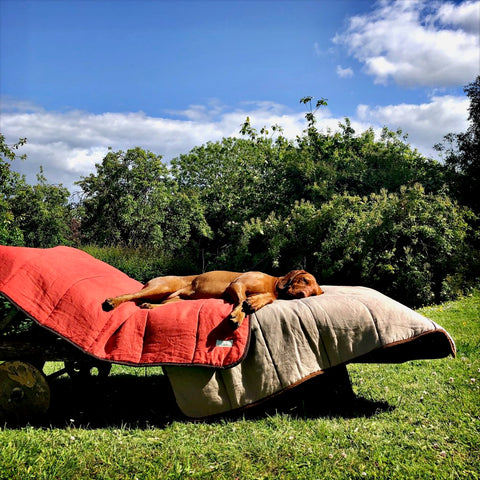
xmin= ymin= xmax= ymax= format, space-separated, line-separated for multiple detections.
xmin=0 ymin=304 xmax=111 ymax=422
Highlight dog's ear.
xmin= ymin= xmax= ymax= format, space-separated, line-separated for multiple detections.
xmin=277 ymin=270 xmax=307 ymax=293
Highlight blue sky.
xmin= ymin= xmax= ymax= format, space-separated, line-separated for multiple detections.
xmin=1 ymin=0 xmax=479 ymax=192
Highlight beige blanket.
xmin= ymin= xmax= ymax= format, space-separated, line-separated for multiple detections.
xmin=165 ymin=286 xmax=455 ymax=418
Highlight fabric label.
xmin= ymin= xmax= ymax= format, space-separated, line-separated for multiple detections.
xmin=216 ymin=339 xmax=234 ymax=348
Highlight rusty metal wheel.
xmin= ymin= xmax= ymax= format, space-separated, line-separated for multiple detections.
xmin=0 ymin=361 xmax=50 ymax=422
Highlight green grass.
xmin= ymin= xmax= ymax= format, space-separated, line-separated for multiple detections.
xmin=1 ymin=293 xmax=479 ymax=479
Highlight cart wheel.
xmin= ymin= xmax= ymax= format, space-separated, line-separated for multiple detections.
xmin=0 ymin=361 xmax=50 ymax=422
xmin=64 ymin=360 xmax=112 ymax=380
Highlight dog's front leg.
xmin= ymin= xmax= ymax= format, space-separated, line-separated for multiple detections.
xmin=243 ymin=293 xmax=276 ymax=313
xmin=229 ymin=306 xmax=245 ymax=329
xmin=226 ymin=281 xmax=247 ymax=329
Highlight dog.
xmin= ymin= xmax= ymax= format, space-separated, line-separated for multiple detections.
xmin=103 ymin=269 xmax=323 ymax=328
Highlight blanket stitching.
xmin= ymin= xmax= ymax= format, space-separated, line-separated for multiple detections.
xmin=0 ymin=246 xmax=143 ymax=355
xmin=253 ymin=313 xmax=284 ymax=389
xmin=191 ymin=299 xmax=204 ymax=364
xmin=358 ymin=300 xmax=383 ymax=346
xmin=300 ymin=298 xmax=338 ymax=366
xmin=427 ymin=317 xmax=439 ymax=332
xmin=0 ymin=247 xmax=48 ymax=289
xmin=299 ymin=299 xmax=332 ymax=369
xmin=30 ymin=273 xmax=130 ymax=327
xmin=32 ymin=273 xmax=143 ymax=357
xmin=217 ymin=370 xmax=235 ymax=411
xmin=0 ymin=289 xmax=112 ymax=364
xmin=288 ymin=303 xmax=326 ymax=376
xmin=97 ymin=307 xmax=148 ymax=361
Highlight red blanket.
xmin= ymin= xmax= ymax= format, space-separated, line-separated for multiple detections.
xmin=0 ymin=246 xmax=250 ymax=368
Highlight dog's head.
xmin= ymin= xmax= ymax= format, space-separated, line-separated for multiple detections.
xmin=276 ymin=270 xmax=323 ymax=299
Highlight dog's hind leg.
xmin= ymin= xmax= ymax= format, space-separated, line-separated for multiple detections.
xmin=102 ymin=276 xmax=193 ymax=311
xmin=139 ymin=297 xmax=185 ymax=309
xmin=102 ymin=285 xmax=170 ymax=311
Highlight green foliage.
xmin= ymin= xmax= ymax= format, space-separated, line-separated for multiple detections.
xmin=1 ymin=134 xmax=73 ymax=247
xmin=169 ymin=113 xmax=451 ymax=276
xmin=81 ymin=245 xmax=197 ymax=282
xmin=237 ymin=185 xmax=476 ymax=306
xmin=293 ymin=119 xmax=448 ymax=202
xmin=435 ymin=75 xmax=480 ymax=214
xmin=76 ymin=147 xmax=170 ymax=247
xmin=170 ymin=134 xmax=297 ymax=268
xmin=11 ymin=168 xmax=73 ymax=247
xmin=0 ymin=134 xmax=27 ymax=245
xmin=0 ymin=299 xmax=35 ymax=336
xmin=76 ymin=147 xmax=211 ymax=252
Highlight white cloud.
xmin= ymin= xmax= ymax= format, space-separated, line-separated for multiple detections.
xmin=1 ymin=93 xmax=469 ymax=194
xmin=336 ymin=65 xmax=354 ymax=78
xmin=434 ymin=0 xmax=480 ymax=33
xmin=357 ymin=94 xmax=469 ymax=157
xmin=334 ymin=0 xmax=480 ymax=87
xmin=1 ymin=100 xmax=306 ymax=193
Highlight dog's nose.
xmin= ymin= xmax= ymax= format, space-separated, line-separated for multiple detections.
xmin=297 ymin=291 xmax=306 ymax=298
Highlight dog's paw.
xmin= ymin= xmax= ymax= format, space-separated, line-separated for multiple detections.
xmin=229 ymin=317 xmax=240 ymax=330
xmin=229 ymin=311 xmax=245 ymax=330
xmin=102 ymin=299 xmax=116 ymax=312
xmin=242 ymin=299 xmax=256 ymax=314
xmin=139 ymin=302 xmax=154 ymax=309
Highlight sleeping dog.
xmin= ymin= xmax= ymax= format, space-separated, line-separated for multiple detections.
xmin=103 ymin=269 xmax=323 ymax=328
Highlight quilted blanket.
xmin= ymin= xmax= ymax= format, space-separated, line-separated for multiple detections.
xmin=0 ymin=246 xmax=455 ymax=418
xmin=0 ymin=246 xmax=250 ymax=368
xmin=165 ymin=286 xmax=455 ymax=417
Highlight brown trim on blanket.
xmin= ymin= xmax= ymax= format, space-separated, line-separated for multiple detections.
xmin=180 ymin=328 xmax=456 ymax=419
xmin=185 ymin=367 xmax=332 ymax=420
xmin=351 ymin=329 xmax=456 ymax=364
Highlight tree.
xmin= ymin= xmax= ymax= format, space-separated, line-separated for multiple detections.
xmin=1 ymin=134 xmax=73 ymax=247
xmin=170 ymin=135 xmax=292 ymax=268
xmin=435 ymin=76 xmax=480 ymax=213
xmin=170 ymin=98 xmax=451 ymax=272
xmin=10 ymin=168 xmax=73 ymax=247
xmin=293 ymin=98 xmax=448 ymax=202
xmin=0 ymin=134 xmax=26 ymax=245
xmin=76 ymin=147 xmax=211 ymax=252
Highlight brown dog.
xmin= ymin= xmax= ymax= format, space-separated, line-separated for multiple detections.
xmin=103 ymin=270 xmax=323 ymax=327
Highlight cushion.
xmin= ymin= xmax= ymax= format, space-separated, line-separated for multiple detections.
xmin=165 ymin=286 xmax=455 ymax=417
xmin=0 ymin=246 xmax=250 ymax=368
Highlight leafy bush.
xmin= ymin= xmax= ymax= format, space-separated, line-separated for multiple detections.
xmin=1 ymin=135 xmax=73 ymax=247
xmin=236 ymin=185 xmax=476 ymax=307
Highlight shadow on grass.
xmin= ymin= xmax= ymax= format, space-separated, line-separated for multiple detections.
xmin=220 ymin=370 xmax=395 ymax=423
xmin=3 ymin=368 xmax=394 ymax=429
xmin=41 ymin=374 xmax=182 ymax=429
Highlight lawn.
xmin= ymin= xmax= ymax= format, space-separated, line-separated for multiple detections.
xmin=1 ymin=293 xmax=479 ymax=479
